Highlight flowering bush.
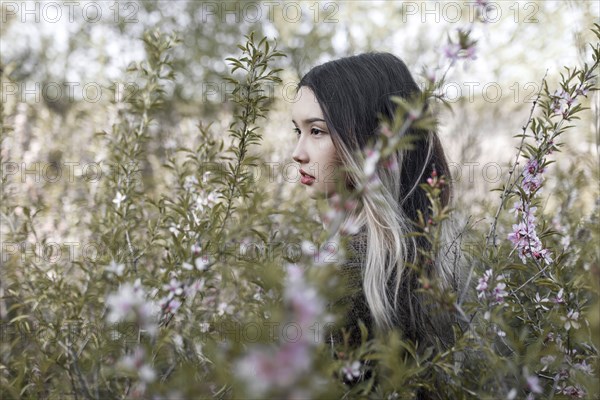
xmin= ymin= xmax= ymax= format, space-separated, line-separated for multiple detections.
xmin=1 ymin=21 xmax=599 ymax=400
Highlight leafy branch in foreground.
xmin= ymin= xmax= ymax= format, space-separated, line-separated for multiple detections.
xmin=213 ymin=32 xmax=286 ymax=242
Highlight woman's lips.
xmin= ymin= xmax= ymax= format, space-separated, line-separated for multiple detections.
xmin=301 ymin=175 xmax=315 ymax=185
xmin=300 ymin=169 xmax=315 ymax=185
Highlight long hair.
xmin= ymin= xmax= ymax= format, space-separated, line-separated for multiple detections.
xmin=298 ymin=52 xmax=464 ymax=350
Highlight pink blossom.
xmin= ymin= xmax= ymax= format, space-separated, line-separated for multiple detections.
xmin=476 ymin=269 xmax=492 ymax=299
xmin=343 ymin=198 xmax=359 ymax=211
xmin=575 ymin=87 xmax=589 ymax=97
xmin=477 ymin=270 xmax=509 ymax=305
xmin=442 ymin=28 xmax=477 ymax=63
xmin=532 ymin=247 xmax=552 ymax=264
xmin=508 ymin=220 xmax=543 ymax=260
xmin=407 ymin=107 xmax=422 ymax=120
xmin=183 ymin=175 xmax=198 ymax=191
xmin=523 ymin=159 xmax=545 ymax=180
xmin=234 ymin=341 xmax=312 ymax=397
xmin=364 ymin=148 xmax=380 ymax=177
xmin=285 ymin=279 xmax=325 ymax=335
xmin=525 ymin=373 xmax=543 ymax=394
xmin=424 ymin=68 xmax=437 ymax=84
xmin=191 ymin=243 xmax=202 ymax=255
xmin=106 ymin=281 xmax=159 ymax=336
xmin=383 ymin=155 xmax=399 ymax=171
xmin=522 ymin=174 xmax=543 ymax=195
xmin=364 ymin=174 xmax=383 ymax=192
xmin=163 ymin=278 xmax=183 ymax=299
xmin=508 ymin=221 xmax=532 ymax=247
xmin=508 ymin=215 xmax=552 ymax=265
xmin=554 ymin=368 xmax=570 ymax=382
xmin=510 ymin=200 xmax=524 ymax=214
xmin=558 ymin=385 xmax=586 ymax=398
xmin=552 ymin=288 xmax=565 ymax=304
xmin=380 ymin=125 xmax=394 ymax=137
xmin=555 ymin=88 xmax=578 ymax=106
xmin=160 ymin=297 xmax=182 ymax=314
xmin=573 ymin=360 xmax=594 ymax=375
xmin=518 ymin=157 xmax=545 ymax=196
xmin=442 ymin=43 xmax=461 ymax=63
xmin=491 ymin=279 xmax=508 ymax=305
xmin=464 ymin=45 xmax=477 ymax=61
xmin=118 ymin=346 xmax=156 ymax=383
xmin=184 ymin=278 xmax=205 ymax=299
xmin=550 ymin=88 xmax=577 ymax=116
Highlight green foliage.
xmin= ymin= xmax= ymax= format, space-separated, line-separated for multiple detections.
xmin=1 ymin=22 xmax=599 ymax=400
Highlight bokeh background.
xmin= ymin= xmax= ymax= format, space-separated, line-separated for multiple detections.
xmin=1 ymin=1 xmax=600 ymax=398
xmin=1 ymin=0 xmax=598 ymax=258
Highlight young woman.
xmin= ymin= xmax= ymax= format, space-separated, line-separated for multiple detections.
xmin=291 ymin=52 xmax=466 ymax=362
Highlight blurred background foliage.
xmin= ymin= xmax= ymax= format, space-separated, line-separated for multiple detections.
xmin=1 ymin=1 xmax=599 ymax=398
xmin=1 ymin=1 xmax=598 ymax=218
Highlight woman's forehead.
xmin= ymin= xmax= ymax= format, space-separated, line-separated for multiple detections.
xmin=292 ymin=87 xmax=324 ymax=122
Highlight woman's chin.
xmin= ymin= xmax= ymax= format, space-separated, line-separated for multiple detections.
xmin=305 ymin=186 xmax=326 ymax=200
xmin=306 ymin=187 xmax=319 ymax=199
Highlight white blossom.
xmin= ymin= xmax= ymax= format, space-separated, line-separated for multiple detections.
xmin=561 ymin=309 xmax=580 ymax=331
xmin=112 ymin=192 xmax=127 ymax=209
xmin=106 ymin=260 xmax=125 ymax=277
xmin=195 ymin=256 xmax=210 ymax=271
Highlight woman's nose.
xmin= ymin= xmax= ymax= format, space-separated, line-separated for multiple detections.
xmin=292 ymin=139 xmax=308 ymax=164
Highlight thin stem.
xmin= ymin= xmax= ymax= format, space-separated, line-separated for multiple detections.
xmin=485 ymin=70 xmax=548 ymax=250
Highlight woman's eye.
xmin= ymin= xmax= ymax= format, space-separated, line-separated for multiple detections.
xmin=292 ymin=127 xmax=324 ymax=136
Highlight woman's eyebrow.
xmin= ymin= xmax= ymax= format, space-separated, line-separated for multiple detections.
xmin=292 ymin=118 xmax=326 ymax=125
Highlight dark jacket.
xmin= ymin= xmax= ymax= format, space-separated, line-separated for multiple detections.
xmin=325 ymin=226 xmax=374 ymax=350
xmin=324 ymin=226 xmax=473 ymax=399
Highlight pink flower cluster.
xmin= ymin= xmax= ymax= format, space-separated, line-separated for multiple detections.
xmin=234 ymin=341 xmax=312 ymax=397
xmin=426 ymin=167 xmax=446 ymax=189
xmin=476 ymin=269 xmax=508 ymax=306
xmin=550 ymin=88 xmax=584 ymax=117
xmin=508 ymin=196 xmax=552 ymax=264
xmin=521 ymin=159 xmax=545 ymax=195
xmin=442 ymin=27 xmax=478 ymax=63
xmin=117 ymin=346 xmax=156 ymax=384
xmin=557 ymin=384 xmax=586 ymax=398
xmin=159 ymin=278 xmax=184 ymax=316
xmin=443 ymin=42 xmax=477 ymax=63
xmin=283 ymin=264 xmax=327 ymax=334
xmin=233 ymin=263 xmax=328 ymax=397
xmin=157 ymin=244 xmax=210 ymax=321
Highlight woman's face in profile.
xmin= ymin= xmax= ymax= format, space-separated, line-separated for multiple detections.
xmin=291 ymin=86 xmax=343 ymax=199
